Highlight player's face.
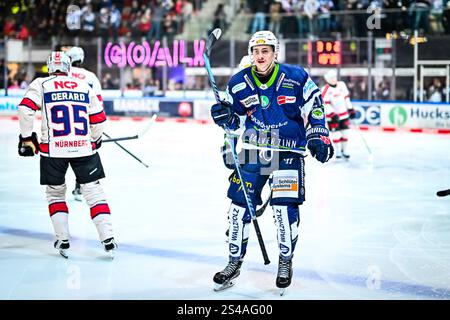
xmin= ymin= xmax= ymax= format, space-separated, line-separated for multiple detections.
xmin=252 ymin=45 xmax=275 ymax=74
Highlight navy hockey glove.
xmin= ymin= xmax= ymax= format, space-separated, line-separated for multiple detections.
xmin=211 ymin=102 xmax=239 ymax=130
xmin=306 ymin=126 xmax=334 ymax=163
xmin=348 ymin=108 xmax=356 ymax=119
xmin=18 ymin=132 xmax=39 ymax=156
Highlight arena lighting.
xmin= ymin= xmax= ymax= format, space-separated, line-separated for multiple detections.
xmin=104 ymin=39 xmax=206 ymax=68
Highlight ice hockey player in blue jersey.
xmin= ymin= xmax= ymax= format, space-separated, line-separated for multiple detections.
xmin=210 ymin=31 xmax=334 ymax=294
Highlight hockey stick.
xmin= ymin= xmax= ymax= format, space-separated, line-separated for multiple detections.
xmin=437 ymin=189 xmax=450 ymax=197
xmin=103 ymin=114 xmax=158 ymax=143
xmin=351 ymin=119 xmax=373 ymax=161
xmin=204 ymin=28 xmax=270 ymax=265
xmin=103 ymin=132 xmax=149 ymax=168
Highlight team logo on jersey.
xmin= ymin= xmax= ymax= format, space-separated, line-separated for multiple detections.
xmin=277 ymin=96 xmax=296 ymax=105
xmin=240 ymin=94 xmax=259 ymax=108
xmin=231 ymin=82 xmax=246 ymax=94
xmin=260 ymin=95 xmax=270 ymax=109
xmin=311 ymin=108 xmax=325 ymax=119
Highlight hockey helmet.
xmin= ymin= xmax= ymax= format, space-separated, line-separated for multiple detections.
xmin=238 ymin=55 xmax=252 ymax=70
xmin=67 ymin=46 xmax=85 ymax=64
xmin=247 ymin=31 xmax=279 ymax=59
xmin=47 ymin=51 xmax=71 ymax=74
xmin=324 ymin=69 xmax=338 ymax=85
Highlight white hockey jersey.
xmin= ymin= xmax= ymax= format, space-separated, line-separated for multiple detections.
xmin=70 ymin=66 xmax=102 ymax=98
xmin=18 ymin=75 xmax=106 ymax=158
xmin=321 ymin=81 xmax=353 ymax=120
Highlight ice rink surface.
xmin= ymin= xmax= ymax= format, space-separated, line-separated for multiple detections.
xmin=0 ymin=117 xmax=449 ymax=300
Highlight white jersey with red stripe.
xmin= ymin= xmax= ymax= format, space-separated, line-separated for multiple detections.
xmin=321 ymin=81 xmax=353 ymax=120
xmin=69 ymin=67 xmax=102 ymax=96
xmin=18 ymin=74 xmax=106 ymax=158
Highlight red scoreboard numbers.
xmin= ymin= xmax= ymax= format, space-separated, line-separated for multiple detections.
xmin=315 ymin=41 xmax=341 ymax=65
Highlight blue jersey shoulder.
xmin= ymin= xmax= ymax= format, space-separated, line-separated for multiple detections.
xmin=278 ymin=63 xmax=309 ymax=84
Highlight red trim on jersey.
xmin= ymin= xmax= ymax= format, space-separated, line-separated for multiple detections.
xmin=19 ymin=98 xmax=39 ymax=111
xmin=89 ymin=111 xmax=107 ymax=124
xmin=329 ymin=123 xmax=339 ymax=128
xmin=39 ymin=143 xmax=49 ymax=153
xmin=90 ymin=203 xmax=111 ymax=219
xmin=49 ymin=202 xmax=69 ymax=216
xmin=332 ymin=139 xmax=341 ymax=144
xmin=322 ymin=84 xmax=330 ymax=99
xmin=340 ymin=137 xmax=348 ymax=142
xmin=96 ymin=95 xmax=103 ymax=102
xmin=339 ymin=112 xmax=349 ymax=117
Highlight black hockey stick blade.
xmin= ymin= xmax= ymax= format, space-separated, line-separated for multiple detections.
xmin=437 ymin=189 xmax=450 ymax=197
xmin=205 ymin=28 xmax=222 ymax=57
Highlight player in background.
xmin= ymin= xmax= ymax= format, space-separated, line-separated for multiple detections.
xmin=66 ymin=46 xmax=104 ymax=200
xmin=17 ymin=51 xmax=117 ymax=258
xmin=321 ymin=70 xmax=356 ymax=159
xmin=210 ymin=31 xmax=334 ymax=294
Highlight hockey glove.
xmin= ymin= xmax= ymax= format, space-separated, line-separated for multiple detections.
xmin=18 ymin=132 xmax=40 ymax=156
xmin=211 ymin=101 xmax=239 ymax=130
xmin=91 ymin=137 xmax=102 ymax=150
xmin=348 ymin=108 xmax=356 ymax=119
xmin=306 ymin=126 xmax=334 ymax=163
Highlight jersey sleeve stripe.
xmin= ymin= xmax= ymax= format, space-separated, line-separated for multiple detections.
xmin=304 ymin=88 xmax=321 ymax=105
xmin=96 ymin=95 xmax=103 ymax=102
xmin=19 ymin=98 xmax=40 ymax=111
xmin=89 ymin=111 xmax=107 ymax=124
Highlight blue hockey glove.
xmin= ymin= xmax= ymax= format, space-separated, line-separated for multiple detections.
xmin=306 ymin=126 xmax=334 ymax=163
xmin=18 ymin=132 xmax=39 ymax=157
xmin=211 ymin=101 xmax=239 ymax=130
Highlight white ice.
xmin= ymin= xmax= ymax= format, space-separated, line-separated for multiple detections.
xmin=0 ymin=117 xmax=449 ymax=300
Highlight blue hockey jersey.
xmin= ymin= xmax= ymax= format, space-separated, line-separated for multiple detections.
xmin=225 ymin=63 xmax=326 ymax=154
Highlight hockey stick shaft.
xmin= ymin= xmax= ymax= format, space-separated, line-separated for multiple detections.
xmin=103 ymin=135 xmax=138 ymax=143
xmin=103 ymin=132 xmax=149 ymax=168
xmin=103 ymin=114 xmax=158 ymax=143
xmin=203 ymin=28 xmax=270 ymax=265
xmin=351 ymin=120 xmax=372 ymax=155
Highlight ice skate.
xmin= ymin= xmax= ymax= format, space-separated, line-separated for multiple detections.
xmin=342 ymin=152 xmax=350 ymax=159
xmin=276 ymin=257 xmax=292 ymax=296
xmin=102 ymin=237 xmax=117 ymax=259
xmin=54 ymin=239 xmax=70 ymax=259
xmin=213 ymin=260 xmax=242 ymax=291
xmin=72 ymin=185 xmax=82 ymax=201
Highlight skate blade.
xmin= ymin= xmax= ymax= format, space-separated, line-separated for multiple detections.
xmin=213 ymin=280 xmax=235 ymax=292
xmin=105 ymin=249 xmax=116 ymax=259
xmin=73 ymin=196 xmax=82 ymax=202
xmin=279 ymin=288 xmax=286 ymax=296
xmin=59 ymin=249 xmax=68 ymax=259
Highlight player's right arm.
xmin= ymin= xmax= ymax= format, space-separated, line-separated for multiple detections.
xmin=17 ymin=79 xmax=42 ymax=156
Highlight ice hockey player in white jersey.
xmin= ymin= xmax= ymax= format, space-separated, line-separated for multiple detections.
xmin=17 ymin=51 xmax=117 ymax=258
xmin=321 ymin=70 xmax=356 ymax=159
xmin=66 ymin=46 xmax=104 ymax=200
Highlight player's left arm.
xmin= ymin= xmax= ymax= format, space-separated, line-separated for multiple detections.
xmin=87 ymin=87 xmax=106 ymax=149
xmin=342 ymin=82 xmax=356 ymax=119
xmin=300 ymin=75 xmax=334 ymax=163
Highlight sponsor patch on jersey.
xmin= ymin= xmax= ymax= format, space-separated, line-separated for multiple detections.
xmin=311 ymin=108 xmax=325 ymax=119
xmin=240 ymin=94 xmax=259 ymax=108
xmin=277 ymin=96 xmax=296 ymax=105
xmin=260 ymin=95 xmax=270 ymax=108
xmin=303 ymin=77 xmax=318 ymax=98
xmin=231 ymin=82 xmax=246 ymax=94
